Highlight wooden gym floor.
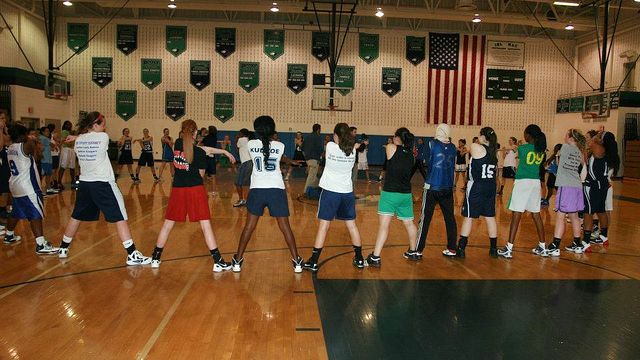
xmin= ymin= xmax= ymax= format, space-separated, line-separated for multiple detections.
xmin=0 ymin=167 xmax=639 ymax=360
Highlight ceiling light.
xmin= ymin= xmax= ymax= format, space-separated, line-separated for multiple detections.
xmin=565 ymin=23 xmax=575 ymax=30
xmin=375 ymin=7 xmax=384 ymax=17
xmin=553 ymin=1 xmax=580 ymax=6
xmin=270 ymin=2 xmax=280 ymax=12
xmin=167 ymin=3 xmax=177 ymax=8
xmin=62 ymin=1 xmax=73 ymax=6
xmin=472 ymin=13 xmax=481 ymax=23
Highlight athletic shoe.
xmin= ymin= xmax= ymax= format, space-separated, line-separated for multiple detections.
xmin=285 ymin=175 xmax=290 ymax=181
xmin=580 ymin=241 xmax=591 ymax=253
xmin=36 ymin=241 xmax=58 ymax=254
xmin=133 ymin=178 xmax=141 ymax=184
xmin=442 ymin=249 xmax=457 ymax=257
xmin=233 ymin=199 xmax=246 ymax=207
xmin=157 ymin=177 xmax=165 ymax=182
xmin=58 ymin=247 xmax=68 ymax=258
xmin=600 ymin=236 xmax=609 ymax=245
xmin=292 ymin=256 xmax=303 ymax=273
xmin=303 ymin=259 xmax=318 ymax=272
xmin=590 ymin=227 xmax=600 ymax=239
xmin=403 ymin=249 xmax=421 ymax=261
xmin=126 ymin=250 xmax=152 ymax=266
xmin=232 ymin=255 xmax=243 ymax=273
xmin=213 ymin=258 xmax=232 ymax=273
xmin=3 ymin=234 xmax=21 ymax=244
xmin=497 ymin=246 xmax=513 ymax=259
xmin=365 ymin=253 xmax=381 ymax=267
xmin=46 ymin=188 xmax=59 ymax=195
xmin=541 ymin=199 xmax=549 ymax=206
xmin=565 ymin=244 xmax=583 ymax=254
xmin=353 ymin=256 xmax=365 ymax=269
xmin=456 ymin=247 xmax=466 ymax=259
xmin=532 ymin=245 xmax=546 ymax=256
xmin=489 ymin=248 xmax=498 ymax=258
xmin=545 ymin=247 xmax=561 ymax=257
xmin=151 ymin=259 xmax=161 ymax=268
xmin=211 ymin=191 xmax=218 ymax=196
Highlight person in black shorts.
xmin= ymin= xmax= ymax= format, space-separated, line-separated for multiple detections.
xmin=134 ymin=128 xmax=159 ymax=183
xmin=457 ymin=127 xmax=499 ymax=258
xmin=285 ymin=131 xmax=307 ymax=181
xmin=200 ymin=126 xmax=219 ymax=195
xmin=116 ymin=128 xmax=135 ymax=181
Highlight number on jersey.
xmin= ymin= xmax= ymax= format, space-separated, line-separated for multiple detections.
xmin=254 ymin=157 xmax=277 ymax=172
xmin=481 ymin=164 xmax=495 ymax=179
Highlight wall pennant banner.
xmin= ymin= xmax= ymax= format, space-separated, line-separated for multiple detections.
xmin=141 ymin=59 xmax=162 ymax=89
xmin=67 ymin=23 xmax=89 ymax=54
xmin=215 ymin=28 xmax=236 ymax=58
xmin=359 ymin=33 xmax=379 ymax=64
xmin=381 ymin=67 xmax=401 ymax=97
xmin=165 ymin=91 xmax=186 ymax=121
xmin=406 ymin=36 xmax=425 ymax=65
xmin=264 ymin=30 xmax=285 ymax=60
xmin=166 ymin=26 xmax=187 ymax=57
xmin=239 ymin=62 xmax=260 ymax=93
xmin=287 ymin=64 xmax=307 ymax=94
xmin=190 ymin=60 xmax=211 ymax=91
xmin=92 ymin=57 xmax=113 ymax=88
xmin=116 ymin=90 xmax=137 ymax=121
xmin=214 ymin=93 xmax=234 ymax=122
xmin=312 ymin=31 xmax=330 ymax=62
xmin=335 ymin=65 xmax=355 ymax=95
xmin=116 ymin=25 xmax=138 ymax=55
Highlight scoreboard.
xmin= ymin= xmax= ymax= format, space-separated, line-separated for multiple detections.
xmin=486 ymin=69 xmax=525 ymax=101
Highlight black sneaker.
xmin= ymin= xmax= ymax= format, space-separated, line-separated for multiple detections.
xmin=403 ymin=249 xmax=421 ymax=261
xmin=457 ymin=247 xmax=466 ymax=259
xmin=36 ymin=241 xmax=58 ymax=254
xmin=213 ymin=257 xmax=232 ymax=273
xmin=489 ymin=247 xmax=498 ymax=258
xmin=292 ymin=256 xmax=303 ymax=273
xmin=303 ymin=259 xmax=318 ymax=272
xmin=365 ymin=253 xmax=381 ymax=267
xmin=353 ymin=256 xmax=364 ymax=269
xmin=3 ymin=234 xmax=21 ymax=244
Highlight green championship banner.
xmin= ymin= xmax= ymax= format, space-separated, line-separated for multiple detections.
xmin=381 ymin=67 xmax=401 ymax=97
xmin=215 ymin=28 xmax=236 ymax=58
xmin=214 ymin=93 xmax=234 ymax=122
xmin=190 ymin=60 xmax=210 ymax=91
xmin=312 ymin=31 xmax=330 ymax=62
xmin=166 ymin=26 xmax=187 ymax=57
xmin=569 ymin=97 xmax=584 ymax=112
xmin=556 ymin=98 xmax=570 ymax=114
xmin=406 ymin=36 xmax=425 ymax=66
xmin=165 ymin=91 xmax=186 ymax=121
xmin=287 ymin=64 xmax=307 ymax=94
xmin=116 ymin=25 xmax=137 ymax=55
xmin=359 ymin=33 xmax=379 ymax=64
xmin=239 ymin=62 xmax=259 ymax=93
xmin=264 ymin=29 xmax=285 ymax=60
xmin=116 ymin=90 xmax=137 ymax=121
xmin=67 ymin=23 xmax=89 ymax=54
xmin=92 ymin=57 xmax=113 ymax=88
xmin=335 ymin=65 xmax=355 ymax=95
xmin=141 ymin=59 xmax=162 ymax=90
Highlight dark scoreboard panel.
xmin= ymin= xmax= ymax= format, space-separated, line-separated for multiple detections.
xmin=486 ymin=69 xmax=525 ymax=101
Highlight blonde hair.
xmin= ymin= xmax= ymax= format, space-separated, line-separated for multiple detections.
xmin=568 ymin=128 xmax=586 ymax=151
xmin=181 ymin=119 xmax=197 ymax=163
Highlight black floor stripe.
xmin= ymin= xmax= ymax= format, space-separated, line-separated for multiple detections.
xmin=295 ymin=328 xmax=321 ymax=332
xmin=614 ymin=195 xmax=640 ymax=204
xmin=293 ymin=290 xmax=314 ymax=293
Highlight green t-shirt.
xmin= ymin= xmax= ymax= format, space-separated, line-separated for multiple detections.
xmin=515 ymin=144 xmax=544 ymax=179
xmin=61 ymin=130 xmax=72 ymax=148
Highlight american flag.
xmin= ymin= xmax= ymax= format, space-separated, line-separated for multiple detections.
xmin=427 ymin=33 xmax=486 ymax=126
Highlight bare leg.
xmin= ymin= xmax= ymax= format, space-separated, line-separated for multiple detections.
xmin=276 ymin=217 xmax=299 ymax=259
xmin=211 ymin=175 xmax=218 ymax=193
xmin=344 ymin=220 xmax=361 ymax=246
xmin=531 ymin=212 xmax=546 ymax=244
xmin=236 ymin=185 xmax=244 ymax=200
xmin=127 ymin=164 xmax=134 ymax=176
xmin=155 ymin=220 xmax=176 ymax=248
xmin=372 ymin=215 xmax=393 ymax=256
xmin=115 ymin=220 xmax=134 ymax=243
xmin=583 ymin=213 xmax=594 ymax=232
xmin=200 ymin=220 xmax=220 ymax=251
xmin=553 ymin=211 xmax=566 ymax=239
xmin=568 ymin=212 xmax=581 ymax=238
xmin=507 ymin=212 xmax=523 ymax=244
xmin=135 ymin=165 xmax=141 ymax=177
xmin=313 ymin=220 xmax=331 ymax=248
xmin=64 ymin=218 xmax=82 ymax=238
xmin=29 ymin=219 xmax=44 ymax=237
xmin=403 ymin=219 xmax=418 ymax=252
xmin=237 ymin=214 xmax=260 ymax=259
xmin=117 ymin=165 xmax=123 ymax=177
xmin=485 ymin=217 xmax=498 ymax=238
xmin=460 ymin=217 xmax=473 ymax=237
xmin=158 ymin=162 xmax=166 ymax=178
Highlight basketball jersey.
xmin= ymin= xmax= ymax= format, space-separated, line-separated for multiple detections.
xmin=142 ymin=139 xmax=152 ymax=153
xmin=504 ymin=149 xmax=517 ymax=167
xmin=424 ymin=139 xmax=456 ymax=191
xmin=248 ymin=139 xmax=285 ymax=190
xmin=586 ymin=155 xmax=608 ymax=187
xmin=383 ymin=146 xmax=414 ymax=194
xmin=468 ymin=145 xmax=496 ymax=184
xmin=7 ymin=143 xmax=41 ymax=196
xmin=162 ymin=137 xmax=172 ymax=157
xmin=120 ymin=139 xmax=132 ymax=152
xmin=358 ymin=148 xmax=368 ymax=164
xmin=456 ymin=149 xmax=466 ymax=165
xmin=515 ymin=144 xmax=544 ymax=180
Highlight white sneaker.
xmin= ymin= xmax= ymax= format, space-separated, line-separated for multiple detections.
xmin=126 ymin=250 xmax=152 ymax=266
xmin=213 ymin=258 xmax=232 ymax=273
xmin=532 ymin=245 xmax=546 ymax=255
xmin=151 ymin=259 xmax=161 ymax=268
xmin=545 ymin=248 xmax=561 ymax=257
xmin=292 ymin=256 xmax=303 ymax=273
xmin=581 ymin=241 xmax=592 ymax=253
xmin=232 ymin=199 xmax=246 ymax=207
xmin=58 ymin=247 xmax=69 ymax=258
xmin=36 ymin=241 xmax=58 ymax=254
xmin=497 ymin=246 xmax=513 ymax=259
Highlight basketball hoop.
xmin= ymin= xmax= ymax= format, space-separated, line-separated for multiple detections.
xmin=582 ymin=111 xmax=599 ymax=120
xmin=54 ymin=94 xmax=72 ymax=101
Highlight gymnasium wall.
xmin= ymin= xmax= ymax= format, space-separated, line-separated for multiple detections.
xmin=54 ymin=18 xmax=576 ymax=158
xmin=0 ymin=2 xmax=48 ymax=73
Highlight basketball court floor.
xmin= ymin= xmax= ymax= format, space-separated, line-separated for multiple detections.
xmin=0 ymin=169 xmax=638 ymax=359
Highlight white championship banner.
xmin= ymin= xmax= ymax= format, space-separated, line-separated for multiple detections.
xmin=487 ymin=40 xmax=525 ymax=67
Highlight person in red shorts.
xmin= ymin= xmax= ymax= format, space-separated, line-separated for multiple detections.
xmin=150 ymin=119 xmax=236 ymax=272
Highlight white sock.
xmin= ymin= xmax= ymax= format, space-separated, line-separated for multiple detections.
xmin=35 ymin=236 xmax=46 ymax=246
xmin=7 ymin=230 xmax=14 ymax=236
xmin=122 ymin=239 xmax=134 ymax=249
xmin=538 ymin=242 xmax=546 ymax=249
xmin=506 ymin=242 xmax=513 ymax=251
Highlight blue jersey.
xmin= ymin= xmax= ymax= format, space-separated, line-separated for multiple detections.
xmin=424 ymin=139 xmax=456 ymax=191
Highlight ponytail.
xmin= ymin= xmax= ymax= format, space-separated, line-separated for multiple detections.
xmin=525 ymin=124 xmax=547 ymax=154
xmin=568 ymin=128 xmax=586 ymax=152
xmin=602 ymin=131 xmax=620 ymax=176
xmin=480 ymin=127 xmax=498 ymax=164
xmin=394 ymin=127 xmax=414 ymax=152
xmin=334 ymin=123 xmax=355 ymax=156
xmin=78 ymin=111 xmax=104 ymax=131
xmin=253 ymin=115 xmax=276 ymax=164
xmin=180 ymin=119 xmax=197 ymax=164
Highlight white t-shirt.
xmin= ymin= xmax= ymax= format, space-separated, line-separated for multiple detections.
xmin=75 ymin=132 xmax=115 ymax=182
xmin=237 ymin=137 xmax=251 ymax=163
xmin=248 ymin=139 xmax=285 ymax=189
xmin=319 ymin=142 xmax=356 ymax=193
xmin=7 ymin=143 xmax=41 ymax=196
xmin=358 ymin=148 xmax=368 ymax=164
xmin=51 ymin=138 xmax=59 ymax=156
xmin=504 ymin=148 xmax=517 ymax=167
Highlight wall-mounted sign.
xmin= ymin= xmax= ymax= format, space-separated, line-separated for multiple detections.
xmin=359 ymin=33 xmax=379 ymax=64
xmin=264 ymin=29 xmax=285 ymax=60
xmin=214 ymin=93 xmax=234 ymax=122
xmin=487 ymin=40 xmax=525 ymax=67
xmin=67 ymin=23 xmax=89 ymax=54
xmin=141 ymin=59 xmax=162 ymax=89
xmin=116 ymin=90 xmax=137 ymax=121
xmin=335 ymin=65 xmax=355 ymax=95
xmin=116 ymin=25 xmax=137 ymax=55
xmin=215 ymin=28 xmax=236 ymax=58
xmin=406 ymin=36 xmax=425 ymax=66
xmin=92 ymin=57 xmax=112 ymax=88
xmin=382 ymin=67 xmax=401 ymax=97
xmin=312 ymin=31 xmax=330 ymax=62
xmin=190 ymin=60 xmax=210 ymax=91
xmin=166 ymin=26 xmax=187 ymax=57
xmin=287 ymin=64 xmax=307 ymax=94
xmin=165 ymin=91 xmax=186 ymax=121
xmin=239 ymin=62 xmax=260 ymax=93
